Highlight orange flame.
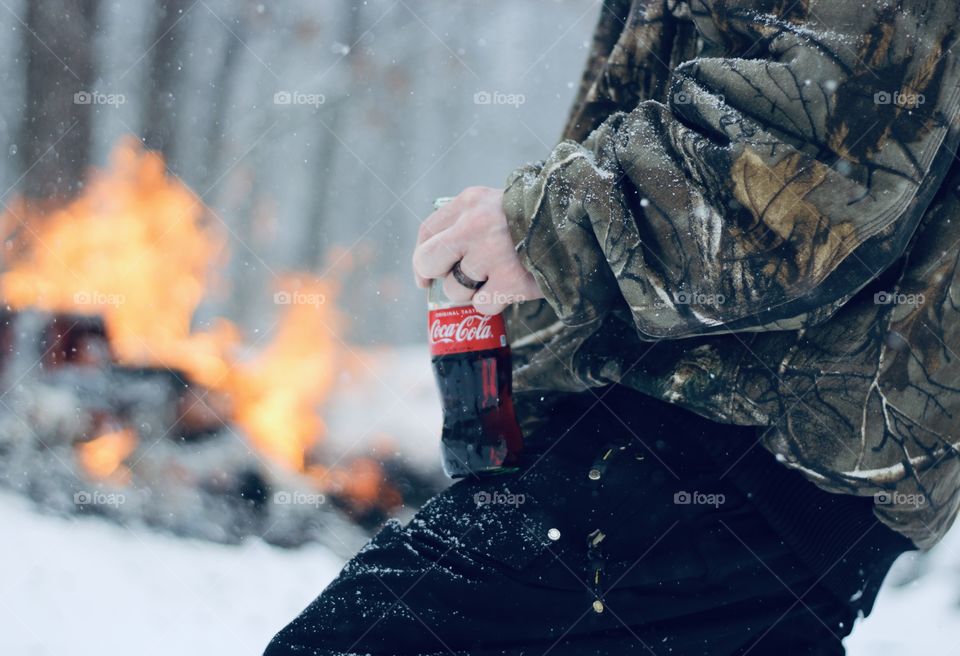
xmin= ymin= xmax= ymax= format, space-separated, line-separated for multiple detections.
xmin=230 ymin=277 xmax=340 ymax=470
xmin=1 ymin=136 xmax=238 ymax=387
xmin=0 ymin=138 xmax=351 ymax=479
xmin=76 ymin=428 xmax=138 ymax=482
xmin=308 ymin=457 xmax=402 ymax=516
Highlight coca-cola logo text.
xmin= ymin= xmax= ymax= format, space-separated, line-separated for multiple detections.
xmin=428 ymin=306 xmax=506 ymax=356
xmin=430 ymin=314 xmax=493 ymax=344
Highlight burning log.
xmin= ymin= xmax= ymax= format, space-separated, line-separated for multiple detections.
xmin=311 ymin=457 xmax=403 ymax=529
xmin=40 ymin=312 xmax=111 ymax=369
xmin=307 ymin=442 xmax=443 ymax=530
xmin=175 ymin=382 xmax=231 ymax=440
xmin=0 ymin=368 xmax=369 ymax=552
xmin=112 ymin=366 xmax=230 ymax=442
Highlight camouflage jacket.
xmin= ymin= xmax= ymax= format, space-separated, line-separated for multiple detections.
xmin=502 ymin=0 xmax=960 ymax=548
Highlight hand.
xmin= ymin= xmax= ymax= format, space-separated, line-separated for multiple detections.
xmin=412 ymin=186 xmax=544 ymax=314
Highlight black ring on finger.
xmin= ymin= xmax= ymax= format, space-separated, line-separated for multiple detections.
xmin=451 ymin=261 xmax=486 ymax=290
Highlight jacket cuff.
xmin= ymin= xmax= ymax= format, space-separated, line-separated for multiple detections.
xmin=502 ymin=157 xmax=615 ymax=328
xmin=503 ymin=163 xmax=541 ymax=255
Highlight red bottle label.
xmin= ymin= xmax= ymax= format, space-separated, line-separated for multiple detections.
xmin=428 ymin=306 xmax=507 ymax=356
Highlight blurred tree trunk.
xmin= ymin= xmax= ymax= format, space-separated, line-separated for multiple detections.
xmin=299 ymin=3 xmax=362 ymax=271
xmin=21 ymin=0 xmax=99 ymax=200
xmin=141 ymin=0 xmax=190 ymax=159
xmin=200 ymin=20 xmax=245 ymax=193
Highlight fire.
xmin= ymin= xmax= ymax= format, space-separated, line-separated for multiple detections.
xmin=0 ymin=138 xmax=350 ymax=478
xmin=231 ymin=277 xmax=340 ymax=470
xmin=1 ymin=137 xmax=237 ymax=387
xmin=308 ymin=457 xmax=402 ymax=517
xmin=76 ymin=427 xmax=138 ymax=483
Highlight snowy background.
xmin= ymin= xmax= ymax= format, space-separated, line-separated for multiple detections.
xmin=0 ymin=1 xmax=958 ymax=654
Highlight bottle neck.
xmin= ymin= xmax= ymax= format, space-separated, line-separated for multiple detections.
xmin=426 ymin=196 xmax=464 ymax=310
xmin=427 ymin=278 xmax=465 ymax=310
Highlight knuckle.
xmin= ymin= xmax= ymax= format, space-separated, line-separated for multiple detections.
xmin=411 ymin=255 xmax=427 ymax=278
xmin=412 ymin=254 xmax=428 ymax=278
xmin=453 ymin=211 xmax=476 ymax=230
xmin=441 ymin=223 xmax=467 ymax=249
xmin=416 ymin=222 xmax=431 ymax=242
xmin=458 ymin=211 xmax=490 ymax=236
xmin=461 ymin=186 xmax=483 ymax=202
xmin=423 ymin=233 xmax=446 ymax=258
xmin=412 ymin=244 xmax=437 ymax=276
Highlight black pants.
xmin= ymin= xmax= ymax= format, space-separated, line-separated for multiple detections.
xmin=265 ymin=396 xmax=861 ymax=656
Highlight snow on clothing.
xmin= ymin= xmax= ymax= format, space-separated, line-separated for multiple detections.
xmin=503 ymin=0 xmax=960 ymax=550
xmin=265 ymin=388 xmax=908 ymax=655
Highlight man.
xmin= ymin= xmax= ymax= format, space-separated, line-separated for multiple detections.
xmin=267 ymin=0 xmax=960 ymax=653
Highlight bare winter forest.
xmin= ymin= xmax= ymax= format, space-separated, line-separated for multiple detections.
xmin=0 ymin=0 xmax=596 ymax=343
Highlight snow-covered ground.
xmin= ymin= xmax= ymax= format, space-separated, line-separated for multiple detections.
xmin=1 ymin=490 xmax=958 ymax=656
xmin=0 ymin=492 xmax=343 ymax=656
xmin=846 ymin=526 xmax=960 ymax=654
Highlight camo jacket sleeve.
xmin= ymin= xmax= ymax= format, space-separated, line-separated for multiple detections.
xmin=504 ymin=0 xmax=960 ymax=339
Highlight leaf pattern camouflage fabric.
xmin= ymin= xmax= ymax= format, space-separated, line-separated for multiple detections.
xmin=502 ymin=0 xmax=960 ymax=549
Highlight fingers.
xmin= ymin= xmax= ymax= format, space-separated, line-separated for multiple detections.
xmin=471 ymin=274 xmax=511 ymax=315
xmin=411 ymin=187 xmax=523 ymax=304
xmin=415 ymin=205 xmax=458 ymax=280
xmin=472 ymin=295 xmax=509 ymax=315
xmin=417 ymin=201 xmax=459 ymax=246
xmin=471 ymin=271 xmax=543 ymax=315
xmin=413 ymin=188 xmax=493 ymax=288
xmin=413 ymin=209 xmax=453 ymax=287
xmin=412 ymin=227 xmax=465 ymax=284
